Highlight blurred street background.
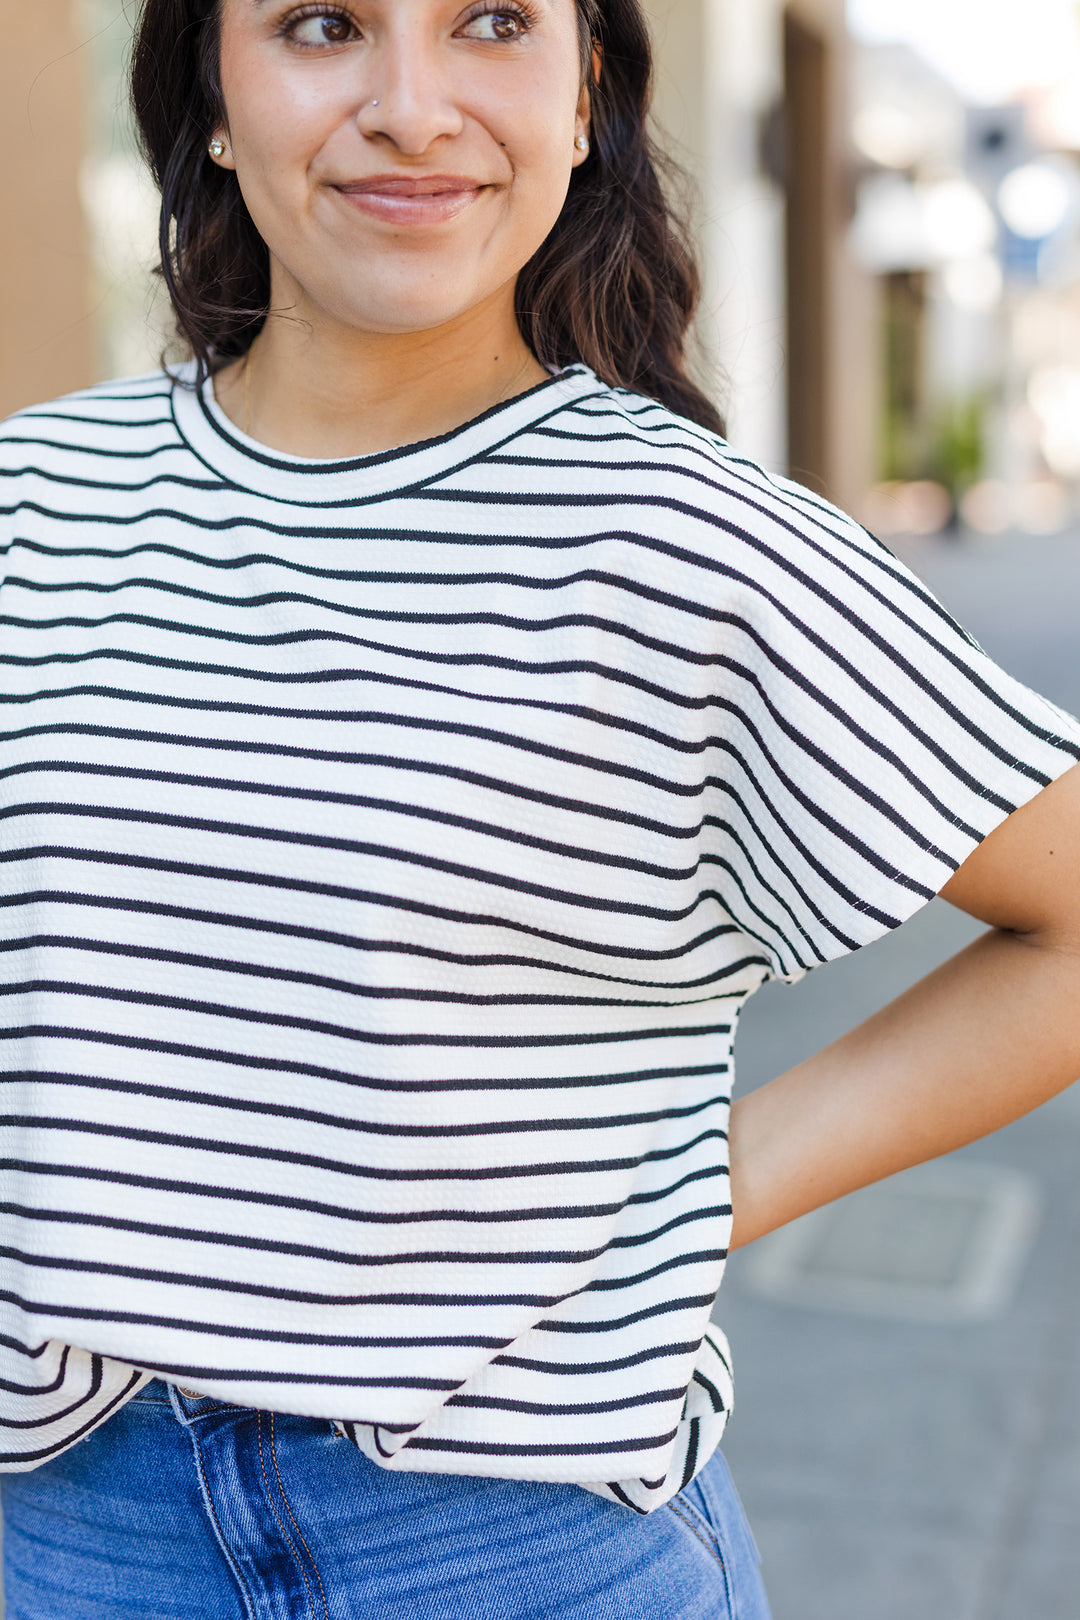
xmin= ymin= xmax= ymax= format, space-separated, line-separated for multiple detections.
xmin=2 ymin=2 xmax=1080 ymax=1616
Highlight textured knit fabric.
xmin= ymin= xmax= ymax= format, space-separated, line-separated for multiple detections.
xmin=0 ymin=364 xmax=1077 ymax=1511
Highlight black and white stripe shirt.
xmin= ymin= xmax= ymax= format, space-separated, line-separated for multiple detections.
xmin=0 ymin=364 xmax=1077 ymax=1511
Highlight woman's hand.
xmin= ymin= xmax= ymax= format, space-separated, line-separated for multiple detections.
xmin=727 ymin=760 xmax=1080 ymax=1251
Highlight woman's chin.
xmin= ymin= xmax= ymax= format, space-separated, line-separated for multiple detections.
xmin=315 ymin=287 xmax=504 ymax=342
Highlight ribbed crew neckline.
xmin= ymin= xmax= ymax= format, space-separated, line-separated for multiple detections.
xmin=169 ymin=359 xmax=603 ymax=504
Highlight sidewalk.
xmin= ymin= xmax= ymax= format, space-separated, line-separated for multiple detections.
xmin=717 ymin=530 xmax=1080 ymax=1620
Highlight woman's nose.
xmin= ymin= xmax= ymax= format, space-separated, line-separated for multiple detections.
xmin=354 ymin=30 xmax=465 ymax=154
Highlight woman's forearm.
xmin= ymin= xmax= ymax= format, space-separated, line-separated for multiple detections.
xmin=727 ymin=924 xmax=1080 ymax=1251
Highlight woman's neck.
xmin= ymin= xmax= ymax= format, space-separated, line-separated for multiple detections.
xmin=212 ymin=285 xmax=547 ymax=460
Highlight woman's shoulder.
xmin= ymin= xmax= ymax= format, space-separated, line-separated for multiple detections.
xmin=545 ymin=374 xmax=899 ymax=589
xmin=0 ymin=369 xmax=178 ymax=467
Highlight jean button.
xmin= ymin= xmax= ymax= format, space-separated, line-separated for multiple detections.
xmin=176 ymin=1386 xmax=201 ymax=1398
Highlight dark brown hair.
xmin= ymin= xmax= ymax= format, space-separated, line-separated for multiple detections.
xmin=130 ymin=0 xmax=724 ymax=432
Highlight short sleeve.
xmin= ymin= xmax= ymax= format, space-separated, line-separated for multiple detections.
xmin=700 ymin=474 xmax=1080 ymax=984
xmin=0 ymin=424 xmax=16 ymax=588
xmin=0 ymin=410 xmax=34 ymax=596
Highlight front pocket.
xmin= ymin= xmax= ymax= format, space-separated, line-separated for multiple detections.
xmin=664 ymin=1488 xmax=726 ymax=1568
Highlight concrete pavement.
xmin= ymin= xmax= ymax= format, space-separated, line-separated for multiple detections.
xmin=717 ymin=529 xmax=1080 ymax=1619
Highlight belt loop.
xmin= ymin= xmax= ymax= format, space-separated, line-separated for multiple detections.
xmin=167 ymin=1382 xmax=214 ymax=1425
xmin=166 ymin=1381 xmax=192 ymax=1425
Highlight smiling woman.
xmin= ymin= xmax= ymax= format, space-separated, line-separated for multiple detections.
xmin=203 ymin=0 xmax=584 ymax=448
xmin=137 ymin=0 xmax=719 ymax=456
xmin=1 ymin=0 xmax=1080 ymax=1615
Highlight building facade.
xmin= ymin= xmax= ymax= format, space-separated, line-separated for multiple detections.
xmin=645 ymin=0 xmax=878 ymax=511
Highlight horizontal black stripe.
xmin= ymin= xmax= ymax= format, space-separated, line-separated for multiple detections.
xmin=0 ymin=1114 xmax=728 ymax=1183
xmin=0 ymin=1295 xmax=561 ymax=1347
xmin=0 ymin=1290 xmax=516 ymax=1350
xmin=0 ymin=1168 xmax=724 ymax=1254
xmin=493 ymin=1339 xmax=702 ymax=1376
xmin=401 ymin=1429 xmax=678 ymax=1457
xmin=0 ymin=1150 xmax=724 ymax=1229
xmin=533 ymin=1295 xmax=716 ymax=1335
xmin=0 ymin=1083 xmax=723 ymax=1137
xmin=583 ymin=1249 xmax=728 ymax=1294
xmin=0 ymin=894 xmax=759 ymax=992
xmin=0 ymin=939 xmax=742 ymax=1010
xmin=0 ymin=848 xmax=750 ymax=964
xmin=444 ymin=1386 xmax=685 ymax=1416
xmin=0 ymin=1197 xmax=723 ymax=1269
xmin=0 ymin=755 xmax=751 ymax=887
xmin=0 ymin=1010 xmax=732 ymax=1089
xmin=0 ymin=800 xmax=730 ymax=913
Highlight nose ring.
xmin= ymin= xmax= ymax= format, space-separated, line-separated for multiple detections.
xmin=370 ymin=99 xmax=379 ymax=107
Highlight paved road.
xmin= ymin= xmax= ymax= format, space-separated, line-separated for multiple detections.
xmin=717 ymin=530 xmax=1080 ymax=1620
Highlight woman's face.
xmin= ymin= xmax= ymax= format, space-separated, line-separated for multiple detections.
xmin=212 ymin=0 xmax=591 ymax=338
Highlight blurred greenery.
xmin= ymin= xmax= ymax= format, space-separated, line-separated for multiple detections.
xmin=880 ymin=270 xmax=926 ymax=483
xmin=929 ymin=394 xmax=987 ymax=497
xmin=879 ymin=273 xmax=988 ymax=503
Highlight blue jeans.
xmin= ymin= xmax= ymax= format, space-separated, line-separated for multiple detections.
xmin=0 ymin=1380 xmax=771 ymax=1619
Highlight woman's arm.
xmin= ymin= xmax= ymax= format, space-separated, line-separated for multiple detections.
xmin=727 ymin=760 xmax=1080 ymax=1252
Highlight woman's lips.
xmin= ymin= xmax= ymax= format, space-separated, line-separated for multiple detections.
xmin=334 ymin=175 xmax=485 ymax=224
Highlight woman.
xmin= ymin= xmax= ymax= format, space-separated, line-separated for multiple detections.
xmin=0 ymin=0 xmax=1077 ymax=1613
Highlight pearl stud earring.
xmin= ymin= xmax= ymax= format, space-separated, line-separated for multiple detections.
xmin=208 ymin=139 xmax=226 ymax=158
xmin=574 ymin=135 xmax=589 ymax=152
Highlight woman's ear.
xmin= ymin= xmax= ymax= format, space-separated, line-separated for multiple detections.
xmin=207 ymin=128 xmax=237 ymax=170
xmin=572 ymin=43 xmax=601 ymax=163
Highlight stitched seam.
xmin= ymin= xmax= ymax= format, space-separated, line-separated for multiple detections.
xmin=671 ymin=1491 xmax=717 ymax=1546
xmin=192 ymin=1429 xmax=259 ymax=1620
xmin=666 ymin=1499 xmax=725 ymax=1568
xmin=667 ymin=1499 xmax=723 ymax=1567
xmin=257 ymin=1409 xmax=318 ymax=1620
xmin=270 ymin=1412 xmax=330 ymax=1620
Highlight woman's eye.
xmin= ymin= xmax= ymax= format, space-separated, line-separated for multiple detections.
xmin=460 ymin=10 xmax=527 ymax=41
xmin=289 ymin=13 xmax=358 ymax=46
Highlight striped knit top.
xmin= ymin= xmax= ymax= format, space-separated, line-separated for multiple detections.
xmin=0 ymin=363 xmax=1077 ymax=1512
